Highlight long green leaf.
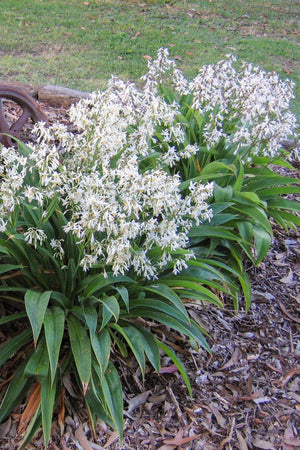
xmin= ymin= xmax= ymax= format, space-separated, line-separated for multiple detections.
xmin=91 ymin=328 xmax=111 ymax=379
xmin=0 ymin=264 xmax=24 ymax=274
xmin=25 ymin=290 xmax=52 ymax=345
xmin=128 ymin=309 xmax=209 ymax=351
xmin=0 ymin=312 xmax=27 ymax=325
xmin=0 ymin=357 xmax=33 ymax=423
xmin=189 ymin=225 xmax=241 ymax=241
xmin=244 ymin=175 xmax=299 ymax=192
xmin=0 ymin=329 xmax=32 ymax=366
xmin=67 ymin=314 xmax=91 ymax=391
xmin=156 ymin=340 xmax=192 ymax=397
xmin=98 ymin=295 xmax=120 ymax=329
xmin=102 ymin=362 xmax=123 ymax=440
xmin=85 ymin=373 xmax=114 ymax=429
xmin=142 ymin=284 xmax=188 ymax=319
xmin=253 ymin=226 xmax=272 ymax=265
xmin=267 ymin=198 xmax=300 ymax=212
xmin=83 ymin=304 xmax=98 ymax=337
xmin=81 ymin=273 xmax=133 ymax=297
xmin=109 ymin=323 xmax=145 ymax=377
xmin=114 ymin=285 xmax=129 ymax=311
xmin=130 ymin=323 xmax=161 ymax=372
xmin=44 ymin=307 xmax=65 ymax=385
xmin=24 ymin=338 xmax=49 ymax=380
xmin=158 ymin=279 xmax=223 ymax=307
xmin=129 ymin=298 xmax=190 ymax=323
xmin=41 ymin=372 xmax=57 ymax=447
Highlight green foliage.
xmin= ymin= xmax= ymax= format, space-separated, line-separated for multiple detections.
xmin=0 ymin=140 xmax=211 ymax=446
xmin=152 ymin=88 xmax=299 ymax=311
xmin=0 ymin=51 xmax=299 ymax=446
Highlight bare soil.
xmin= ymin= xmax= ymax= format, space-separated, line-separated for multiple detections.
xmin=0 ymin=98 xmax=299 ymax=450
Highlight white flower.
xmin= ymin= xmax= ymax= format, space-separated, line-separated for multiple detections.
xmin=24 ymin=228 xmax=47 ymax=249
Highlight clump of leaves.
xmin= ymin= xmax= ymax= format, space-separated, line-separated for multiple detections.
xmin=149 ymin=50 xmax=300 ymax=310
xmin=0 ymin=79 xmax=215 ymax=446
xmin=0 ymin=49 xmax=299 ymax=447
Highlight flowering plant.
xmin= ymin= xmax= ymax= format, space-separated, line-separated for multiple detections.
xmin=145 ymin=49 xmax=300 ymax=310
xmin=0 ymin=48 xmax=299 ymax=446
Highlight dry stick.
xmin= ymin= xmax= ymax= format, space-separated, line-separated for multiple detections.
xmin=167 ymin=386 xmax=188 ymax=426
xmin=218 ymin=417 xmax=236 ymax=450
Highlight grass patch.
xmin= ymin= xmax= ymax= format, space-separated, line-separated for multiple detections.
xmin=0 ymin=0 xmax=299 ymax=116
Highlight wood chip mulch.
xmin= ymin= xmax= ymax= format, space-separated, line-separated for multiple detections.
xmin=0 ymin=98 xmax=299 ymax=450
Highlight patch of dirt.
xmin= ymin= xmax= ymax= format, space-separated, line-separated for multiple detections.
xmin=0 ymin=98 xmax=299 ymax=450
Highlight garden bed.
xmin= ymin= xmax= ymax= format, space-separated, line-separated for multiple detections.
xmin=0 ymin=96 xmax=299 ymax=450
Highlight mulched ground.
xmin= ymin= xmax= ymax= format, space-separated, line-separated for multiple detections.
xmin=0 ymin=97 xmax=299 ymax=450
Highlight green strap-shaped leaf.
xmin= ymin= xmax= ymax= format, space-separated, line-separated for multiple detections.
xmin=128 ymin=309 xmax=210 ymax=352
xmin=267 ymin=198 xmax=300 ymax=213
xmin=91 ymin=328 xmax=111 ymax=379
xmin=0 ymin=357 xmax=33 ymax=423
xmin=0 ymin=329 xmax=32 ymax=366
xmin=109 ymin=323 xmax=145 ymax=377
xmin=0 ymin=264 xmax=24 ymax=275
xmin=85 ymin=377 xmax=114 ymax=430
xmin=25 ymin=290 xmax=52 ymax=346
xmin=114 ymin=286 xmax=129 ymax=311
xmin=44 ymin=307 xmax=65 ymax=385
xmin=98 ymin=296 xmax=120 ymax=329
xmin=83 ymin=304 xmax=98 ymax=337
xmin=157 ymin=280 xmax=223 ymax=308
xmin=253 ymin=226 xmax=272 ymax=265
xmin=41 ymin=371 xmax=57 ymax=447
xmin=67 ymin=314 xmax=91 ymax=392
xmin=129 ymin=298 xmax=189 ymax=322
xmin=142 ymin=284 xmax=188 ymax=319
xmin=0 ymin=312 xmax=27 ymax=325
xmin=81 ymin=273 xmax=133 ymax=297
xmin=131 ymin=324 xmax=160 ymax=372
xmin=24 ymin=338 xmax=49 ymax=380
xmin=189 ymin=225 xmax=241 ymax=241
xmin=102 ymin=362 xmax=123 ymax=440
xmin=157 ymin=340 xmax=192 ymax=397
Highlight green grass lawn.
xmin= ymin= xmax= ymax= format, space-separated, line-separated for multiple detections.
xmin=0 ymin=0 xmax=299 ymax=116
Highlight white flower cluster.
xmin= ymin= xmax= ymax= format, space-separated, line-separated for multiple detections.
xmin=190 ymin=55 xmax=298 ymax=158
xmin=141 ymin=49 xmax=298 ymax=160
xmin=0 ymin=54 xmax=215 ymax=279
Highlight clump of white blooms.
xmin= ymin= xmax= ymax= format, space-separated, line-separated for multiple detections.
xmin=0 ymin=48 xmax=298 ymax=278
xmin=0 ymin=49 xmax=216 ymax=279
xmin=190 ymin=54 xmax=298 ymax=158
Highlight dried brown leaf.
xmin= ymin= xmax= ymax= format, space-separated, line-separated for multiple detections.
xmin=160 ymin=364 xmax=178 ymax=374
xmin=18 ymin=383 xmax=41 ymax=435
xmin=220 ymin=347 xmax=241 ymax=370
xmin=0 ymin=417 xmax=11 ymax=438
xmin=253 ymin=438 xmax=275 ymax=449
xmin=236 ymin=430 xmax=249 ymax=450
xmin=75 ymin=424 xmax=94 ymax=450
xmin=58 ymin=387 xmax=65 ymax=435
xmin=280 ymin=269 xmax=293 ymax=284
xmin=209 ymin=403 xmax=227 ymax=428
xmin=163 ymin=429 xmax=202 ymax=445
xmin=279 ymin=302 xmax=300 ymax=325
xmin=284 ymin=438 xmax=300 ymax=446
xmin=281 ymin=367 xmax=300 ymax=388
xmin=283 ymin=425 xmax=295 ymax=450
xmin=103 ymin=431 xmax=119 ymax=448
xmin=63 ymin=373 xmax=80 ymax=398
xmin=127 ymin=390 xmax=151 ymax=413
xmin=158 ymin=445 xmax=176 ymax=450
